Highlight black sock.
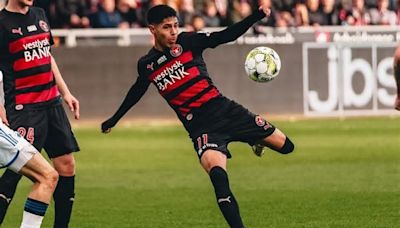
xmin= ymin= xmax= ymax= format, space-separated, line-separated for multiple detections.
xmin=53 ymin=175 xmax=75 ymax=228
xmin=0 ymin=169 xmax=22 ymax=224
xmin=209 ymin=166 xmax=244 ymax=228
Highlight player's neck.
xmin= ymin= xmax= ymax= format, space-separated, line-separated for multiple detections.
xmin=5 ymin=2 xmax=30 ymax=14
xmin=154 ymin=43 xmax=165 ymax=52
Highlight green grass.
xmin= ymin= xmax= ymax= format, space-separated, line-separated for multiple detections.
xmin=2 ymin=117 xmax=400 ymax=227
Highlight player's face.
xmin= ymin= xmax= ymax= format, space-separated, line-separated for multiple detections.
xmin=12 ymin=0 xmax=34 ymax=7
xmin=150 ymin=17 xmax=179 ymax=50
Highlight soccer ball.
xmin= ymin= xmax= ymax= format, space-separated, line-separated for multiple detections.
xmin=244 ymin=46 xmax=281 ymax=83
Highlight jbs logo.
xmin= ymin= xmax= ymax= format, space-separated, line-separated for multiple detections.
xmin=303 ymin=44 xmax=397 ymax=116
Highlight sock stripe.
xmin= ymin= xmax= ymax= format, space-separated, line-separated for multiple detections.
xmin=24 ymin=198 xmax=48 ymax=216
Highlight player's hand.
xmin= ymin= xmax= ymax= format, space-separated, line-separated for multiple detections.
xmin=101 ymin=118 xmax=116 ymax=133
xmin=63 ymin=93 xmax=80 ymax=120
xmin=259 ymin=5 xmax=271 ymax=17
xmin=395 ymin=95 xmax=400 ymax=111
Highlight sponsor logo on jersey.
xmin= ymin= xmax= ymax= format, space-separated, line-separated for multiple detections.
xmin=170 ymin=44 xmax=182 ymax=57
xmin=27 ymin=25 xmax=37 ymax=32
xmin=157 ymin=55 xmax=167 ymax=65
xmin=147 ymin=62 xmax=154 ymax=71
xmin=153 ymin=61 xmax=189 ymax=91
xmin=11 ymin=28 xmax=23 ymax=36
xmin=39 ymin=20 xmax=49 ymax=32
xmin=22 ymin=38 xmax=51 ymax=62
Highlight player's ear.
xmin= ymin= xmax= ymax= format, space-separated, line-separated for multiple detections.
xmin=149 ymin=24 xmax=156 ymax=34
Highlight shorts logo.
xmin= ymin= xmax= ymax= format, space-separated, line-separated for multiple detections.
xmin=186 ymin=113 xmax=193 ymax=121
xmin=39 ymin=20 xmax=49 ymax=32
xmin=15 ymin=105 xmax=24 ymax=110
xmin=170 ymin=44 xmax=183 ymax=57
xmin=255 ymin=116 xmax=266 ymax=127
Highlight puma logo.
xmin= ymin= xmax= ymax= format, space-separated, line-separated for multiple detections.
xmin=218 ymin=196 xmax=231 ymax=204
xmin=0 ymin=194 xmax=11 ymax=204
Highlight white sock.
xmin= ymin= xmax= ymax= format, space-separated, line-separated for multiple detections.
xmin=20 ymin=211 xmax=44 ymax=228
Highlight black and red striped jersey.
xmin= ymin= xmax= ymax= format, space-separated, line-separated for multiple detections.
xmin=137 ymin=32 xmax=223 ymax=122
xmin=104 ymin=10 xmax=265 ymax=128
xmin=0 ymin=7 xmax=60 ymax=111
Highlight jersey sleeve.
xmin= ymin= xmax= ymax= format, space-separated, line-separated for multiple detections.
xmin=183 ymin=10 xmax=266 ymax=50
xmin=37 ymin=7 xmax=55 ymax=45
xmin=106 ymin=60 xmax=151 ymax=125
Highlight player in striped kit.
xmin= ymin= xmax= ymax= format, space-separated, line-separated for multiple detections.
xmin=102 ymin=4 xmax=294 ymax=227
xmin=0 ymin=0 xmax=80 ymax=227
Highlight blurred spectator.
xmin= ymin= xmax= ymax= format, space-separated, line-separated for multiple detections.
xmin=231 ymin=0 xmax=252 ymax=23
xmin=179 ymin=0 xmax=195 ymax=26
xmin=321 ymin=0 xmax=340 ymax=25
xmin=342 ymin=0 xmax=371 ymax=25
xmin=0 ymin=0 xmax=6 ymax=10
xmin=276 ymin=10 xmax=296 ymax=27
xmin=117 ymin=0 xmax=139 ymax=28
xmin=93 ymin=0 xmax=124 ymax=28
xmin=135 ymin=0 xmax=152 ymax=26
xmin=273 ymin=0 xmax=296 ymax=12
xmin=202 ymin=0 xmax=221 ymax=27
xmin=396 ymin=0 xmax=400 ymax=24
xmin=187 ymin=14 xmax=206 ymax=32
xmin=214 ymin=0 xmax=230 ymax=25
xmin=55 ymin=0 xmax=90 ymax=28
xmin=254 ymin=0 xmax=277 ymax=27
xmin=369 ymin=0 xmax=397 ymax=25
xmin=295 ymin=0 xmax=326 ymax=26
xmin=34 ymin=0 xmax=56 ymax=26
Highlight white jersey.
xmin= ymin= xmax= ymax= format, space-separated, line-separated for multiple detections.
xmin=0 ymin=121 xmax=36 ymax=172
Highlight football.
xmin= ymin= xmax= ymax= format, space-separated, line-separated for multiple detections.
xmin=244 ymin=46 xmax=281 ymax=82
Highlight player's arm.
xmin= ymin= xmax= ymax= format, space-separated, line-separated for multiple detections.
xmin=51 ymin=55 xmax=80 ymax=119
xmin=101 ymin=75 xmax=150 ymax=133
xmin=393 ymin=47 xmax=400 ymax=110
xmin=189 ymin=6 xmax=270 ymax=49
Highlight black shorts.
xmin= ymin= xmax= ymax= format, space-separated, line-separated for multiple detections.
xmin=8 ymin=103 xmax=80 ymax=159
xmin=184 ymin=96 xmax=275 ymax=159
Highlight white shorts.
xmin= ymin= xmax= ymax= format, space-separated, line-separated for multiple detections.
xmin=0 ymin=121 xmax=37 ymax=173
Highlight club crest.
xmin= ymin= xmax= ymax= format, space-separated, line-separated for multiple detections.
xmin=170 ymin=44 xmax=183 ymax=57
xmin=39 ymin=20 xmax=49 ymax=32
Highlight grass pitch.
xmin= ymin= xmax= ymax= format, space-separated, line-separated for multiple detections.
xmin=2 ymin=117 xmax=400 ymax=227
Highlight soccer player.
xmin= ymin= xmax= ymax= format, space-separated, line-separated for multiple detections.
xmin=393 ymin=46 xmax=400 ymax=110
xmin=0 ymin=104 xmax=58 ymax=228
xmin=102 ymin=4 xmax=294 ymax=227
xmin=0 ymin=0 xmax=80 ymax=227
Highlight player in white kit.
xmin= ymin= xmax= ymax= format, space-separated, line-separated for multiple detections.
xmin=0 ymin=76 xmax=58 ymax=228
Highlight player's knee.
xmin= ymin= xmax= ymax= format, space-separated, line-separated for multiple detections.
xmin=53 ymin=155 xmax=76 ymax=176
xmin=209 ymin=166 xmax=231 ymax=198
xmin=43 ymin=169 xmax=59 ymax=191
xmin=278 ymin=137 xmax=294 ymax=154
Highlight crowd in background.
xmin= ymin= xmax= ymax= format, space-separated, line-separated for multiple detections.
xmin=1 ymin=0 xmax=400 ymax=31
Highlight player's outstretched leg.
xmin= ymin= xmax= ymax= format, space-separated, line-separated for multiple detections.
xmin=52 ymin=154 xmax=76 ymax=228
xmin=253 ymin=128 xmax=294 ymax=157
xmin=18 ymin=153 xmax=58 ymax=228
xmin=0 ymin=169 xmax=23 ymax=224
xmin=201 ymin=150 xmax=244 ymax=228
